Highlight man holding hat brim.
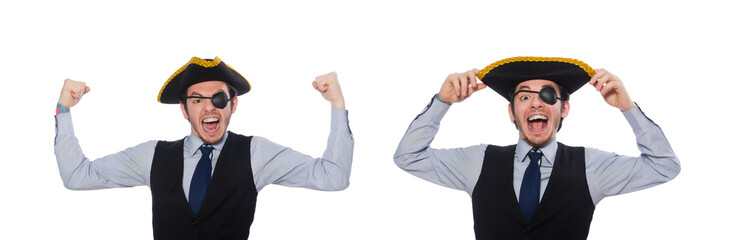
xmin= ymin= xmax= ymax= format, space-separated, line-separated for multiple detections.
xmin=54 ymin=57 xmax=353 ymax=239
xmin=394 ymin=56 xmax=680 ymax=239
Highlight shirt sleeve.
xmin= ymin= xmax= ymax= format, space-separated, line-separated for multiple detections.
xmin=585 ymin=105 xmax=681 ymax=204
xmin=250 ymin=108 xmax=353 ymax=191
xmin=54 ymin=113 xmax=156 ymax=189
xmin=393 ymin=96 xmax=487 ymax=195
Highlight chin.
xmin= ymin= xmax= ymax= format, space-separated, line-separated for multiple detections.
xmin=522 ymin=132 xmax=554 ymax=148
xmin=529 ymin=139 xmax=552 ymax=148
xmin=197 ymin=130 xmax=226 ymax=145
xmin=200 ymin=136 xmax=222 ymax=145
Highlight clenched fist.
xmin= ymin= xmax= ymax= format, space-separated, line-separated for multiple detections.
xmin=58 ymin=78 xmax=90 ymax=108
xmin=312 ymin=72 xmax=346 ymax=109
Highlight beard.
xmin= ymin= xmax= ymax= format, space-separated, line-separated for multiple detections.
xmin=514 ymin=115 xmax=560 ymax=148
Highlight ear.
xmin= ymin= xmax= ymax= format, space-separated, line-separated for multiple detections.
xmin=561 ymin=100 xmax=570 ymax=118
xmin=508 ymin=103 xmax=515 ymax=122
xmin=180 ymin=102 xmax=189 ymax=119
xmin=230 ymin=96 xmax=238 ymax=114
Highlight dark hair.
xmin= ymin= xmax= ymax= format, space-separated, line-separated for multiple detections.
xmin=509 ymin=84 xmax=569 ymax=132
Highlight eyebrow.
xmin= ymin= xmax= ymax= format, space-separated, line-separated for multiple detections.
xmin=188 ymin=89 xmax=227 ymax=97
xmin=516 ymin=84 xmax=557 ymax=92
xmin=517 ymin=85 xmax=531 ymax=91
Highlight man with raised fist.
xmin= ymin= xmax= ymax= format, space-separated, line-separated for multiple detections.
xmin=54 ymin=57 xmax=353 ymax=240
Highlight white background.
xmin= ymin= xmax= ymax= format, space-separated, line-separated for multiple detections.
xmin=1 ymin=0 xmax=747 ymax=239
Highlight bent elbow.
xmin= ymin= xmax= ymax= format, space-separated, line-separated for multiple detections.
xmin=329 ymin=180 xmax=350 ymax=191
xmin=62 ymin=181 xmax=84 ymax=190
xmin=393 ymin=151 xmax=428 ymax=172
xmin=393 ymin=152 xmax=413 ymax=170
xmin=666 ymin=158 xmax=681 ymax=180
xmin=393 ymin=154 xmax=404 ymax=169
xmin=323 ymin=168 xmax=351 ymax=191
xmin=323 ymin=174 xmax=350 ymax=191
xmin=654 ymin=154 xmax=681 ymax=181
xmin=61 ymin=175 xmax=93 ymax=190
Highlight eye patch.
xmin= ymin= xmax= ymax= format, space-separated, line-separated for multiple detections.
xmin=513 ymin=86 xmax=561 ymax=105
xmin=185 ymin=92 xmax=229 ymax=109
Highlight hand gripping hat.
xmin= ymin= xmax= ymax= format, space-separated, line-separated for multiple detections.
xmin=476 ymin=56 xmax=595 ymax=102
xmin=158 ymin=57 xmax=251 ymax=104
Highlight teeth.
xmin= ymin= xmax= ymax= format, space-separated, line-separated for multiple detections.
xmin=528 ymin=115 xmax=547 ymax=121
xmin=203 ymin=118 xmax=219 ymax=123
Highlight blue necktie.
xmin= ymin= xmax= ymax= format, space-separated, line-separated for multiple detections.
xmin=519 ymin=149 xmax=543 ymax=222
xmin=189 ymin=145 xmax=213 ymax=214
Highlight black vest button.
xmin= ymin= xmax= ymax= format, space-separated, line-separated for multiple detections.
xmin=522 ymin=226 xmax=532 ymax=233
xmin=192 ymin=218 xmax=199 ymax=226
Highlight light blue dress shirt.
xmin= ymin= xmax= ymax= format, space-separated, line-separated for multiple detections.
xmin=54 ymin=108 xmax=354 ymax=199
xmin=394 ymin=97 xmax=680 ymax=205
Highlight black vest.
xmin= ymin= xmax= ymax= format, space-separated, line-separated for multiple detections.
xmin=472 ymin=143 xmax=594 ymax=240
xmin=151 ymin=132 xmax=257 ymax=240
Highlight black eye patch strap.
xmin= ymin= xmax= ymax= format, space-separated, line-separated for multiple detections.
xmin=185 ymin=92 xmax=229 ymax=109
xmin=513 ymin=86 xmax=561 ymax=105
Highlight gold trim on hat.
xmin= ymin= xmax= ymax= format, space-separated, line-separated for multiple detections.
xmin=477 ymin=56 xmax=596 ymax=80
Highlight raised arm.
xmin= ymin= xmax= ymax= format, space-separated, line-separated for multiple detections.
xmin=584 ymin=70 xmax=681 ymax=204
xmin=251 ymin=72 xmax=354 ymax=191
xmin=54 ymin=79 xmax=154 ymax=190
xmin=393 ymin=70 xmax=488 ymax=194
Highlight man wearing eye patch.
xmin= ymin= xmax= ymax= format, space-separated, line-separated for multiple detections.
xmin=54 ymin=57 xmax=353 ymax=239
xmin=394 ymin=57 xmax=680 ymax=239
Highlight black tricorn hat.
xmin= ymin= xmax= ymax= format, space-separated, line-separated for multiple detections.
xmin=158 ymin=57 xmax=251 ymax=104
xmin=477 ymin=56 xmax=595 ymax=102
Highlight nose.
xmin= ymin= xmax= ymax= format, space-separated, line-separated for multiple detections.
xmin=530 ymin=93 xmax=544 ymax=109
xmin=202 ymin=99 xmax=217 ymax=111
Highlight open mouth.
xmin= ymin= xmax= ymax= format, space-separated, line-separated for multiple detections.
xmin=202 ymin=117 xmax=220 ymax=133
xmin=527 ymin=115 xmax=548 ymax=132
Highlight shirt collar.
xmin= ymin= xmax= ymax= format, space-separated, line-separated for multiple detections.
xmin=515 ymin=138 xmax=558 ymax=166
xmin=185 ymin=132 xmax=229 ymax=156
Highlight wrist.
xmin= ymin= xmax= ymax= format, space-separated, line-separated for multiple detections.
xmin=56 ymin=102 xmax=70 ymax=115
xmin=619 ymin=101 xmax=636 ymax=112
xmin=330 ymin=99 xmax=345 ymax=109
xmin=435 ymin=94 xmax=452 ymax=105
